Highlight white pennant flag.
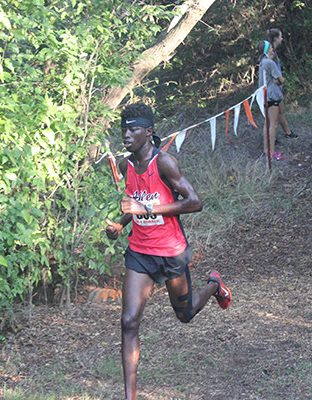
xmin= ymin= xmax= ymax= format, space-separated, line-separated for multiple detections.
xmin=250 ymin=91 xmax=257 ymax=110
xmin=209 ymin=117 xmax=217 ymax=151
xmin=234 ymin=104 xmax=241 ymax=136
xmin=175 ymin=129 xmax=187 ymax=153
xmin=263 ymin=70 xmax=267 ymax=86
xmin=256 ymin=87 xmax=265 ymax=117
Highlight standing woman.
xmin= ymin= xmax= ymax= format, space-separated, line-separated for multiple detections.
xmin=259 ymin=41 xmax=285 ymax=160
xmin=266 ymin=28 xmax=297 ymax=139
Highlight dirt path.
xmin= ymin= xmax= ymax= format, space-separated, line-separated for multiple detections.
xmin=1 ymin=112 xmax=312 ymax=400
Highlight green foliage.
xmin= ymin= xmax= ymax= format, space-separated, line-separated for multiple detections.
xmin=0 ymin=1 xmax=172 ymax=318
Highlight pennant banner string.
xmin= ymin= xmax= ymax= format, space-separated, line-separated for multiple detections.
xmin=95 ymin=85 xmax=266 ymax=163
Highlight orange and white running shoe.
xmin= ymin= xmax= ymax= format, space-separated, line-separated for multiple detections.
xmin=208 ymin=270 xmax=232 ymax=309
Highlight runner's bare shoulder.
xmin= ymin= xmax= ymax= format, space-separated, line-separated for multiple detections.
xmin=157 ymin=150 xmax=180 ymax=175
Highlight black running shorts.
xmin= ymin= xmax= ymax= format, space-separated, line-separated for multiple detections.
xmin=124 ymin=246 xmax=192 ymax=284
xmin=267 ymin=99 xmax=281 ymax=107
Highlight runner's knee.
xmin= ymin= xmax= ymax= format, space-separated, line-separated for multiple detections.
xmin=121 ymin=312 xmax=140 ymax=333
xmin=173 ymin=293 xmax=193 ymax=323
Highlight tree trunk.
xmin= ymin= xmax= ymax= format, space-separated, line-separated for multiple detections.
xmin=84 ymin=0 xmax=217 ymax=163
xmin=102 ymin=0 xmax=216 ymax=111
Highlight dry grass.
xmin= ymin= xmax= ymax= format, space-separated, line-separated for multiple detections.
xmin=1 ymin=110 xmax=312 ymax=400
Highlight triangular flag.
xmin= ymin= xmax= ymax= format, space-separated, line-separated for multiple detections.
xmin=256 ymin=87 xmax=265 ymax=117
xmin=175 ymin=130 xmax=187 ymax=153
xmin=250 ymin=91 xmax=257 ymax=110
xmin=234 ymin=104 xmax=241 ymax=136
xmin=225 ymin=110 xmax=230 ymax=141
xmin=243 ymin=99 xmax=258 ymax=128
xmin=108 ymin=153 xmax=121 ymax=190
xmin=210 ymin=117 xmax=217 ymax=151
xmin=263 ymin=70 xmax=267 ymax=86
xmin=162 ymin=133 xmax=177 ymax=152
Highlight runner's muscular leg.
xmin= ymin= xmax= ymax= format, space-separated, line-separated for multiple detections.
xmin=165 ymin=268 xmax=218 ymax=323
xmin=121 ymin=269 xmax=154 ymax=400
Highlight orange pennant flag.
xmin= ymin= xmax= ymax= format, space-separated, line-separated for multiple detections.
xmin=162 ymin=133 xmax=177 ymax=152
xmin=108 ymin=153 xmax=121 ymax=189
xmin=243 ymin=100 xmax=257 ymax=128
xmin=225 ymin=109 xmax=230 ymax=140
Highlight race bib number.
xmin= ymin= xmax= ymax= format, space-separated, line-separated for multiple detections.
xmin=133 ymin=200 xmax=164 ymax=226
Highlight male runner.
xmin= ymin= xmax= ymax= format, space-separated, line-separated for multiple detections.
xmin=106 ymin=103 xmax=232 ymax=400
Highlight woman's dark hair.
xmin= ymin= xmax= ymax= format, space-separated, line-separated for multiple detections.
xmin=266 ymin=28 xmax=282 ymax=45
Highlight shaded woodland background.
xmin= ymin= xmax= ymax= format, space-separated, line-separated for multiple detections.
xmin=151 ymin=0 xmax=312 ymax=114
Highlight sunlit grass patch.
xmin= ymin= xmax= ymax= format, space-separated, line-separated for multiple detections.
xmin=91 ymin=356 xmax=122 ymax=382
xmin=181 ymin=151 xmax=274 ymax=242
xmin=2 ymin=388 xmax=57 ymax=400
xmin=2 ymin=386 xmax=117 ymax=400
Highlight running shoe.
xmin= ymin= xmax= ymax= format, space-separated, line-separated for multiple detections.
xmin=271 ymin=151 xmax=285 ymax=161
xmin=208 ymin=270 xmax=232 ymax=309
xmin=285 ymin=131 xmax=298 ymax=139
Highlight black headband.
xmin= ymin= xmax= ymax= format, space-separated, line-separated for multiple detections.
xmin=121 ymin=116 xmax=154 ymax=129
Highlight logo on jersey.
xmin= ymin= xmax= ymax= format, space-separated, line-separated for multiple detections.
xmin=132 ymin=190 xmax=159 ymax=202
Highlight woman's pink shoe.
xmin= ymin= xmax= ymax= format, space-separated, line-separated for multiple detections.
xmin=271 ymin=151 xmax=285 ymax=161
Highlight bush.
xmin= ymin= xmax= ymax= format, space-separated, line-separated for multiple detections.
xmin=0 ymin=0 xmax=172 ymax=321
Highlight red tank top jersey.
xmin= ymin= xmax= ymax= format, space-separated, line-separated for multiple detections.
xmin=125 ymin=152 xmax=187 ymax=257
